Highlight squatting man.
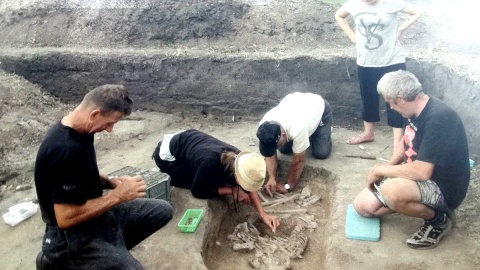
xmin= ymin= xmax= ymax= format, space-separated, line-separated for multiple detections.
xmin=353 ymin=70 xmax=470 ymax=249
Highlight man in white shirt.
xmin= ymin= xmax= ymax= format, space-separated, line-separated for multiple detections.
xmin=257 ymin=92 xmax=332 ymax=195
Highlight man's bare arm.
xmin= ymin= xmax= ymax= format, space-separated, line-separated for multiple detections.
xmin=248 ymin=191 xmax=279 ymax=232
xmin=54 ymin=176 xmax=146 ymax=229
xmin=287 ymin=151 xmax=306 ymax=190
xmin=264 ymin=154 xmax=279 ymax=196
xmin=367 ymin=160 xmax=434 ymax=188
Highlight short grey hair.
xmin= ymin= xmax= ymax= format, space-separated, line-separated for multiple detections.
xmin=377 ymin=70 xmax=423 ymax=102
xmin=81 ymin=84 xmax=133 ymax=115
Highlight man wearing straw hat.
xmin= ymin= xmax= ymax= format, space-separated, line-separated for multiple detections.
xmin=152 ymin=129 xmax=280 ymax=233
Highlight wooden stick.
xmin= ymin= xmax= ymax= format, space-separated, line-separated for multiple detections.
xmin=343 ymin=155 xmax=376 ymax=160
xmin=380 ymin=145 xmax=390 ymax=153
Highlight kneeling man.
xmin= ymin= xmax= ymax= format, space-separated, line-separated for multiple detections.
xmin=257 ymin=92 xmax=332 ymax=195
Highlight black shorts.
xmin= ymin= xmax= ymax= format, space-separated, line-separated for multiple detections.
xmin=357 ymin=63 xmax=406 ymax=128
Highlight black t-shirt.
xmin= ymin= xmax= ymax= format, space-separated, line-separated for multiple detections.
xmin=405 ymin=96 xmax=470 ymax=209
xmin=169 ymin=129 xmax=240 ymax=199
xmin=34 ymin=122 xmax=103 ymax=226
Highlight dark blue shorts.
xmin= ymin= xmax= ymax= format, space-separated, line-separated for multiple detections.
xmin=357 ymin=63 xmax=406 ymax=128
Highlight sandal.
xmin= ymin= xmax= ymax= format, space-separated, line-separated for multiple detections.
xmin=346 ymin=134 xmax=374 ymax=145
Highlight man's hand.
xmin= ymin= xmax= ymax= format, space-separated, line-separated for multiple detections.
xmin=275 ymin=182 xmax=289 ymax=194
xmin=54 ymin=176 xmax=146 ymax=229
xmin=261 ymin=213 xmax=280 ymax=233
xmin=264 ymin=179 xmax=277 ymax=197
xmin=367 ymin=163 xmax=387 ymax=191
xmin=112 ymin=175 xmax=146 ymax=202
xmin=106 ymin=175 xmax=127 ymax=189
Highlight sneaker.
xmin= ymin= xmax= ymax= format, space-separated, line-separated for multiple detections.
xmin=447 ymin=209 xmax=456 ymax=228
xmin=35 ymin=251 xmax=53 ymax=270
xmin=406 ymin=216 xmax=452 ymax=250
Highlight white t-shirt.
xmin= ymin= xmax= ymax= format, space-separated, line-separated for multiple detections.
xmin=158 ymin=130 xmax=186 ymax=161
xmin=343 ymin=0 xmax=407 ymax=67
xmin=259 ymin=92 xmax=325 ymax=154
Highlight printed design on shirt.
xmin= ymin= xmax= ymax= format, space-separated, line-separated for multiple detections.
xmin=404 ymin=124 xmax=417 ymax=163
xmin=63 ymin=184 xmax=77 ymax=191
xmin=355 ymin=12 xmax=384 ymax=50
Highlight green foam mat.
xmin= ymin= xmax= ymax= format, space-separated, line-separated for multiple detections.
xmin=345 ymin=204 xmax=380 ymax=241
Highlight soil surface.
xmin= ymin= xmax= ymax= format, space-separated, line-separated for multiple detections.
xmin=1 ymin=1 xmax=480 ymax=270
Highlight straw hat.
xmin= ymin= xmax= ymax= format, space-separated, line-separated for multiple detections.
xmin=234 ymin=151 xmax=266 ymax=192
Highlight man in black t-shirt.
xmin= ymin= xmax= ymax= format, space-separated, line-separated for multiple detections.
xmin=35 ymin=85 xmax=173 ymax=269
xmin=152 ymin=129 xmax=280 ymax=232
xmin=353 ymin=70 xmax=470 ymax=250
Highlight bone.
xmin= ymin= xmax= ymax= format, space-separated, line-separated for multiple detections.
xmin=264 ymin=208 xmax=307 ymax=214
xmin=291 ymin=222 xmax=304 ymax=235
xmin=273 ymin=240 xmax=293 ymax=257
xmin=233 ymin=241 xmax=256 ymax=251
xmin=262 ymin=194 xmax=299 ymax=207
xmin=286 ymin=233 xmax=308 ymax=259
xmin=298 ymin=215 xmax=317 ymax=231
xmin=273 ymin=192 xmax=287 ymax=199
xmin=257 ymin=190 xmax=269 ymax=203
xmin=299 ymin=194 xmax=321 ymax=207
xmin=300 ymin=186 xmax=311 ymax=198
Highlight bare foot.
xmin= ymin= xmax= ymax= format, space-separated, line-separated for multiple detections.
xmin=346 ymin=134 xmax=374 ymax=145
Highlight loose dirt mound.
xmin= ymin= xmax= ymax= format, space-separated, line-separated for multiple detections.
xmin=0 ymin=0 xmax=425 ymax=52
xmin=0 ymin=70 xmax=69 ymax=188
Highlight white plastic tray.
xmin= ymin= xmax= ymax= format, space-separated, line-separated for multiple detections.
xmin=2 ymin=201 xmax=39 ymax=226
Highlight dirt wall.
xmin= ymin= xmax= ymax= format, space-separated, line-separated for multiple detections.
xmin=0 ymin=0 xmax=344 ymax=50
xmin=408 ymin=60 xmax=480 ymax=159
xmin=0 ymin=53 xmax=361 ymax=125
xmin=1 ymin=53 xmax=479 ymax=158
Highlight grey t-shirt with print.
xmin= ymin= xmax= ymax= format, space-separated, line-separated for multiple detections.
xmin=343 ymin=0 xmax=406 ymax=67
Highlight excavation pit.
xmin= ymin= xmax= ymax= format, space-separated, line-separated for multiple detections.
xmin=203 ymin=161 xmax=335 ymax=270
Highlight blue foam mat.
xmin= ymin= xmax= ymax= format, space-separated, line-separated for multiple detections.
xmin=345 ymin=204 xmax=380 ymax=241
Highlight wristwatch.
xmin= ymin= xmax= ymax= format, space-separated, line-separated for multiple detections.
xmin=284 ymin=184 xmax=291 ymax=192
